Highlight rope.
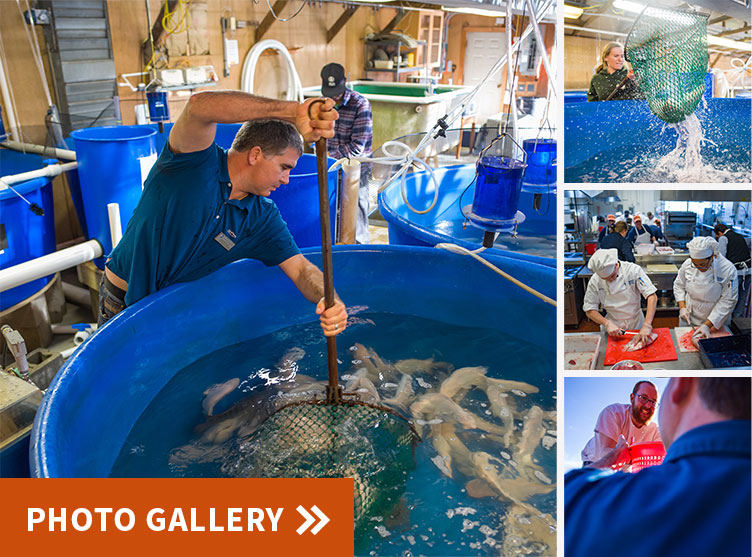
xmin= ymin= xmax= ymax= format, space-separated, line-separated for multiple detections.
xmin=435 ymin=243 xmax=556 ymax=307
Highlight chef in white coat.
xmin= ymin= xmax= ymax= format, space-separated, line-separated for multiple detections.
xmin=583 ymin=248 xmax=658 ymax=344
xmin=674 ymin=236 xmax=738 ymax=341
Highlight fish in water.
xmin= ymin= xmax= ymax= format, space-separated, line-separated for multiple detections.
xmin=383 ymin=374 xmax=413 ymax=412
xmin=625 ymin=332 xmax=658 ymax=352
xmin=202 ymin=378 xmax=240 ymax=416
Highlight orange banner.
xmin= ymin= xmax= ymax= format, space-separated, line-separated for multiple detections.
xmin=0 ymin=478 xmax=354 ymax=555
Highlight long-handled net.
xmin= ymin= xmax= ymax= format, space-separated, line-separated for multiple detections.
xmin=237 ymin=121 xmax=420 ymax=543
xmin=625 ymin=7 xmax=709 ymax=123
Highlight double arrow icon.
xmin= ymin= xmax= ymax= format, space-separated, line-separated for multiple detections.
xmin=296 ymin=505 xmax=330 ymax=535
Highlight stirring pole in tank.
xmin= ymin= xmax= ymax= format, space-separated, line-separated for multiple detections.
xmin=311 ymin=99 xmax=342 ymax=404
xmin=0 ymin=180 xmax=44 ymax=215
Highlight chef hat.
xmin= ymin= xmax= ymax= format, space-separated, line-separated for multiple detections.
xmin=688 ymin=236 xmax=717 ymax=259
xmin=588 ymin=248 xmax=619 ymax=278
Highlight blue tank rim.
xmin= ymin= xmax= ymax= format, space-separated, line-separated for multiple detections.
xmin=522 ymin=138 xmax=557 ymax=147
xmin=377 ymin=186 xmax=556 ymax=268
xmin=70 ymin=125 xmax=157 ymax=142
xmin=0 ymin=176 xmax=50 ymax=201
xmin=30 ymin=244 xmax=554 ymax=477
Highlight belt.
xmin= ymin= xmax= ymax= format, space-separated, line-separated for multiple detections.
xmin=103 ymin=272 xmax=127 ymax=301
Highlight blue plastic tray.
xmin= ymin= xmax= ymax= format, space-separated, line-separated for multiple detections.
xmin=698 ymin=335 xmax=752 ymax=369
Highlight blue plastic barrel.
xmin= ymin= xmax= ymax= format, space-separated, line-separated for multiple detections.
xmin=146 ymin=91 xmax=170 ymax=122
xmin=70 ymin=126 xmax=158 ymax=268
xmin=472 ymin=156 xmax=525 ymax=221
xmin=522 ymin=139 xmax=556 ymax=193
xmin=30 ymin=245 xmax=555 ymax=477
xmin=0 ymin=150 xmax=56 ymax=310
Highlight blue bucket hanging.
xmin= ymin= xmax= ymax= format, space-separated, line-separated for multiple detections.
xmin=521 ymin=138 xmax=556 ymax=194
xmin=146 ymin=91 xmax=170 ymax=123
xmin=463 ymin=154 xmax=526 ymax=232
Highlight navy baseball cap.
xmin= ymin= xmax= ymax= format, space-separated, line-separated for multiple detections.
xmin=321 ymin=63 xmax=346 ymax=98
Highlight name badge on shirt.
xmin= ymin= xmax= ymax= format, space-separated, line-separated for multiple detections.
xmin=214 ymin=232 xmax=236 ymax=251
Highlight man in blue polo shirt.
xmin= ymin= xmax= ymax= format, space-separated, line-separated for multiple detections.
xmin=565 ymin=377 xmax=751 ymax=557
xmin=98 ymin=91 xmax=348 ymax=338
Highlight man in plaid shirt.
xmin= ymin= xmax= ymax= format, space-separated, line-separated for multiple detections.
xmin=321 ymin=63 xmax=373 ymax=244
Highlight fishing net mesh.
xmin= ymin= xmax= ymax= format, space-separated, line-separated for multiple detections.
xmin=233 ymin=400 xmax=418 ymax=540
xmin=626 ymin=7 xmax=708 ymax=123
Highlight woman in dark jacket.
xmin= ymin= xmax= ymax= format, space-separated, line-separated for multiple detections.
xmin=600 ymin=221 xmax=635 ymax=262
xmin=587 ymin=42 xmax=645 ymax=102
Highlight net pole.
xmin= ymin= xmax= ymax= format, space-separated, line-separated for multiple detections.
xmin=316 ymin=137 xmax=341 ymax=403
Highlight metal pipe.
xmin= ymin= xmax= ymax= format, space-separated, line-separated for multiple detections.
xmin=1 ymin=140 xmax=76 ymax=160
xmin=506 ymin=0 xmax=518 ymax=141
xmin=1 ymin=325 xmax=29 ymax=380
xmin=0 ymin=240 xmax=103 ymax=292
xmin=524 ymin=0 xmax=558 ymax=98
xmin=564 ymin=24 xmax=628 ymax=38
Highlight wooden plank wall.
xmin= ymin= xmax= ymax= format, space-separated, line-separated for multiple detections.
xmin=108 ymin=0 xmax=399 ymax=125
xmin=0 ymin=4 xmax=81 ymax=242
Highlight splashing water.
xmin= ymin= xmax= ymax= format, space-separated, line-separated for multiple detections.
xmin=566 ymin=101 xmax=751 ymax=183
xmin=623 ymin=113 xmax=747 ymax=182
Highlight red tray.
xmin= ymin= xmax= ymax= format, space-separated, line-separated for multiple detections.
xmin=604 ymin=327 xmax=678 ymax=365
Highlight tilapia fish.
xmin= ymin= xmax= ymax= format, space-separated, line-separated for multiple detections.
xmin=625 ymin=332 xmax=658 ymax=352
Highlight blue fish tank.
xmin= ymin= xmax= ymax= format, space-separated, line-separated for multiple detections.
xmin=521 ymin=138 xmax=556 ymax=194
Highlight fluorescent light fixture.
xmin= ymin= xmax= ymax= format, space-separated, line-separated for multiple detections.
xmin=613 ymin=0 xmax=645 ymax=13
xmin=708 ymin=35 xmax=752 ymax=52
xmin=563 ymin=4 xmax=584 ymax=19
xmin=442 ymin=6 xmax=505 ymax=17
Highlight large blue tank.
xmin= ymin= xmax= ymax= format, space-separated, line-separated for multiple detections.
xmin=0 ymin=149 xmax=57 ymax=310
xmin=564 ymin=97 xmax=751 ymax=182
xmin=378 ymin=164 xmax=556 ymax=267
xmin=30 ymin=245 xmax=555 ymax=477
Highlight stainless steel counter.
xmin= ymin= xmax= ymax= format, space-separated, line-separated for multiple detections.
xmin=565 ymin=329 xmax=706 ymax=370
xmin=635 ymin=253 xmax=690 ymax=265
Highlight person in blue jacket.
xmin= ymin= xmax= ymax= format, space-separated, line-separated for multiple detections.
xmin=565 ymin=377 xmax=751 ymax=557
xmin=600 ymin=221 xmax=635 ymax=262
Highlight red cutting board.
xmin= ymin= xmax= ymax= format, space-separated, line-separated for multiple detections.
xmin=604 ymin=327 xmax=678 ymax=365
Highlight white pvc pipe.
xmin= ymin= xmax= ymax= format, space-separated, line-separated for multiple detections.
xmin=0 ymin=240 xmax=102 ymax=292
xmin=0 ymin=49 xmax=20 ymax=141
xmin=60 ymin=345 xmax=78 ymax=359
xmin=0 ymin=161 xmax=78 ymax=188
xmin=1 ymin=140 xmax=76 ymax=160
xmin=108 ymin=203 xmax=123 ymax=249
xmin=240 ymin=39 xmax=303 ymax=102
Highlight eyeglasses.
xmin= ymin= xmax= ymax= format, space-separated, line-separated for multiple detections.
xmin=635 ymin=393 xmax=658 ymax=407
xmin=691 ymin=258 xmax=712 ymax=271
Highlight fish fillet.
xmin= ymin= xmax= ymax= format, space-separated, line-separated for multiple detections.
xmin=625 ymin=332 xmax=658 ymax=352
